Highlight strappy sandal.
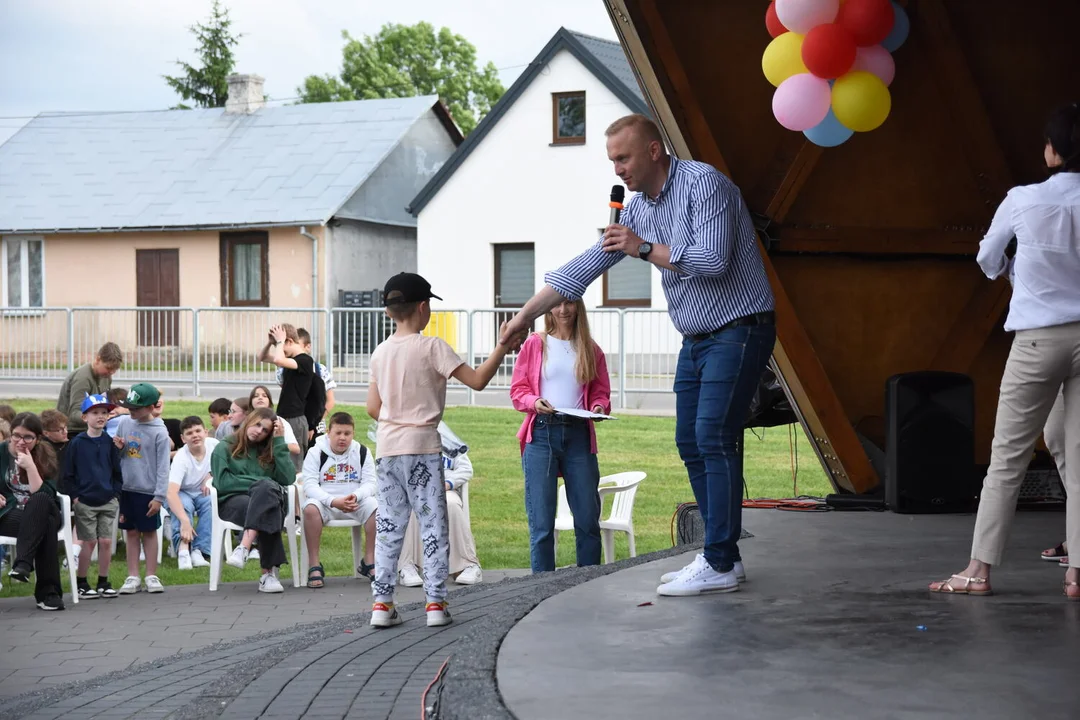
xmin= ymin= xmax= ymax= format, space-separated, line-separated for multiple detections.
xmin=1042 ymin=543 xmax=1068 ymax=562
xmin=357 ymin=560 xmax=375 ymax=581
xmin=1064 ymin=578 xmax=1080 ymax=602
xmin=929 ymin=574 xmax=992 ymax=596
xmin=307 ymin=565 xmax=325 ymax=589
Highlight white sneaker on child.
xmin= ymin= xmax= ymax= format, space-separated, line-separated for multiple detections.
xmin=118 ymin=576 xmax=141 ymax=594
xmin=370 ymin=601 xmax=402 ymax=628
xmin=178 ymin=550 xmax=193 ymax=571
xmin=455 ymin=565 xmax=483 ymax=585
xmin=145 ymin=575 xmax=164 ymax=593
xmin=399 ymin=564 xmax=423 ymax=587
xmin=227 ymin=546 xmax=249 ymax=569
xmin=248 ymin=548 xmax=260 ymax=561
xmin=191 ymin=551 xmax=209 ymax=568
xmin=258 ymin=569 xmax=284 ymax=593
xmin=426 ymin=601 xmax=452 ymax=627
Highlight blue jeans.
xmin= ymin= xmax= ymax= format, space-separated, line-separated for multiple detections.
xmin=522 ymin=415 xmax=602 ymax=572
xmin=171 ymin=489 xmax=214 ymax=556
xmin=674 ymin=324 xmax=776 ymax=573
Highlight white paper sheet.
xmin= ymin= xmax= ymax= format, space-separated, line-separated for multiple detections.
xmin=554 ymin=407 xmax=616 ymax=420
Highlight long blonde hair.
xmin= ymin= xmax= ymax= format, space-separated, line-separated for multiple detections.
xmin=541 ymin=299 xmax=597 ymax=384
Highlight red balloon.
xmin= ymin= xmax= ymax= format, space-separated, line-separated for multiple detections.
xmin=801 ymin=23 xmax=857 ymax=79
xmin=765 ymin=2 xmax=788 ymax=38
xmin=837 ymin=0 xmax=895 ymax=46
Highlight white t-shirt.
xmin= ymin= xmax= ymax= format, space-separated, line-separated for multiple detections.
xmin=540 ymin=336 xmax=585 ymax=410
xmin=169 ymin=438 xmax=219 ymax=494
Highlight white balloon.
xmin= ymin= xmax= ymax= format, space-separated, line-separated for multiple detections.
xmin=775 ymin=0 xmax=840 ymax=35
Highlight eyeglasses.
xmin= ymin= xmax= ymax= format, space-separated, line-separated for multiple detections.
xmin=11 ymin=433 xmax=37 ymax=444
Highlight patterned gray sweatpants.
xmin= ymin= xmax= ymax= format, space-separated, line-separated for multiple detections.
xmin=372 ymin=453 xmax=449 ymax=602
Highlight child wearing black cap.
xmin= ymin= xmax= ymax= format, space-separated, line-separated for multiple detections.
xmin=366 ymin=272 xmax=524 ymax=628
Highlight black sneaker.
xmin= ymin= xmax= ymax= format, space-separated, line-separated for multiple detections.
xmin=36 ymin=594 xmax=65 ymax=611
xmin=97 ymin=580 xmax=118 ymax=598
xmin=8 ymin=563 xmax=31 ymax=583
xmin=77 ymin=583 xmax=100 ymax=599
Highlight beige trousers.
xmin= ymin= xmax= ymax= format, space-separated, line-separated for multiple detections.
xmin=971 ymin=322 xmax=1080 ymax=568
xmin=399 ymin=490 xmax=480 ymax=575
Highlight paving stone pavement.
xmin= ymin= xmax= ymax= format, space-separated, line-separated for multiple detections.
xmin=0 ymin=570 xmax=528 ymax=718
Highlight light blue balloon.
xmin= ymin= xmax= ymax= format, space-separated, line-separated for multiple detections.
xmin=882 ymin=1 xmax=910 ymax=52
xmin=804 ymin=109 xmax=854 ymax=147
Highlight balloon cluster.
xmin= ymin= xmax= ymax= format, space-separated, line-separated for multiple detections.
xmin=762 ymin=0 xmax=910 ymax=147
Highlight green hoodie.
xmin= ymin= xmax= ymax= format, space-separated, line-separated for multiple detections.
xmin=210 ymin=435 xmax=295 ymax=502
xmin=0 ymin=442 xmax=58 ymax=521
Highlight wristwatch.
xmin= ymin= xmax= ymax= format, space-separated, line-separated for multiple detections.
xmin=638 ymin=241 xmax=653 ymax=261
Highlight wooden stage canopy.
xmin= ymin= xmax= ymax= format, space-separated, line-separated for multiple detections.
xmin=602 ymin=0 xmax=1080 ymax=493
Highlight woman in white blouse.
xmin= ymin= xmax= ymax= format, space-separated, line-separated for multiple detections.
xmin=931 ymin=104 xmax=1080 ymax=600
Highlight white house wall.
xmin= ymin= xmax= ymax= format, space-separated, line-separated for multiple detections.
xmin=416 ymin=48 xmax=673 ymax=358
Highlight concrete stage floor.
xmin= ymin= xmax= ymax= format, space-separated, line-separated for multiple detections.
xmin=498 ymin=508 xmax=1080 ymax=720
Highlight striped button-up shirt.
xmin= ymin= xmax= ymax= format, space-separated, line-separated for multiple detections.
xmin=545 ymin=157 xmax=775 ymax=336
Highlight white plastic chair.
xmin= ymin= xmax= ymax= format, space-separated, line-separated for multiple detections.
xmin=460 ymin=481 xmax=470 ymax=527
xmin=207 ymin=477 xmax=300 ymax=591
xmin=296 ymin=482 xmax=369 ymax=586
xmin=0 ymin=492 xmax=79 ymax=604
xmin=553 ymin=472 xmax=646 ymax=564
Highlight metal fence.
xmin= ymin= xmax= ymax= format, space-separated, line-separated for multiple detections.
xmin=0 ymin=306 xmax=683 ymax=407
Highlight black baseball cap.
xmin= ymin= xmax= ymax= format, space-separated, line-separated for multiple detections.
xmin=383 ymin=272 xmax=442 ymax=306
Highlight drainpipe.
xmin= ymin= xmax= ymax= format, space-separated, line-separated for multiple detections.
xmin=299 ymin=226 xmax=319 ymax=346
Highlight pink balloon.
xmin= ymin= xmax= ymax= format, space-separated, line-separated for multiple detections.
xmin=852 ymin=44 xmax=895 ymax=86
xmin=772 ymin=73 xmax=832 ymax=131
xmin=775 ymin=0 xmax=840 ymax=34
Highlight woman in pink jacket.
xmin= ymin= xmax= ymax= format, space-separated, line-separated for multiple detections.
xmin=510 ymin=298 xmax=611 ymax=572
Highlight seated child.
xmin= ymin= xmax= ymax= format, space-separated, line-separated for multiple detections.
xmin=165 ymin=416 xmax=217 ymax=570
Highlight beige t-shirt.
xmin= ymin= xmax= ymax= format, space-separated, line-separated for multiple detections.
xmin=370 ymin=333 xmax=464 ymax=457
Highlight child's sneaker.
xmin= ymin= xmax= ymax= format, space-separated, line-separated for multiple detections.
xmin=258 ymin=569 xmax=284 ymax=593
xmin=36 ymin=593 xmax=65 ymax=611
xmin=118 ymin=576 xmax=141 ymax=594
xmin=426 ymin=601 xmax=452 ymax=627
xmin=8 ymin=563 xmax=31 ymax=584
xmin=145 ymin=575 xmax=164 ymax=593
xmin=97 ymin=580 xmax=119 ymax=598
xmin=191 ymin=551 xmax=210 ymax=568
xmin=248 ymin=547 xmax=260 ymax=561
xmin=177 ymin=549 xmax=193 ymax=571
xmin=399 ymin=564 xmax=423 ymax=587
xmin=227 ymin=546 xmax=249 ymax=569
xmin=370 ymin=601 xmax=402 ymax=628
xmin=77 ymin=581 xmax=99 ymax=600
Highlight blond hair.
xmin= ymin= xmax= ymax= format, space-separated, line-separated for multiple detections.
xmin=605 ymin=114 xmax=664 ymax=145
xmin=541 ymin=299 xmax=598 ymax=385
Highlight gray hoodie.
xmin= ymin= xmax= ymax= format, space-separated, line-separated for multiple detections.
xmin=115 ymin=415 xmax=171 ymax=503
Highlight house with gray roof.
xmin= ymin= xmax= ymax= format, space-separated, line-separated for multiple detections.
xmin=406 ymin=28 xmax=662 ymax=327
xmin=0 ymin=75 xmax=461 ymax=328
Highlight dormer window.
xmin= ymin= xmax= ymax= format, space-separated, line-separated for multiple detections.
xmin=552 ymin=92 xmax=586 ymax=145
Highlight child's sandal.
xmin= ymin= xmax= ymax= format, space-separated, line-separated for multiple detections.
xmin=307 ymin=565 xmax=324 ymax=589
xmin=357 ymin=560 xmax=375 ymax=581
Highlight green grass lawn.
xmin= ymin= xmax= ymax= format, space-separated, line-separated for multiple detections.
xmin=0 ymin=398 xmax=830 ymax=598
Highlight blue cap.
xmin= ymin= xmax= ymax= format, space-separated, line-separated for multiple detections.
xmin=81 ymin=393 xmax=116 ymax=413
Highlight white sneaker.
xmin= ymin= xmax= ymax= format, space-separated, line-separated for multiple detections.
xmin=399 ymin=564 xmax=423 ymax=587
xmin=660 ymin=556 xmax=746 ymax=584
xmin=145 ymin=575 xmax=164 ymax=593
xmin=190 ymin=551 xmax=209 ymax=568
xmin=455 ymin=565 xmax=483 ymax=585
xmin=258 ymin=569 xmax=284 ymax=593
xmin=370 ymin=601 xmax=402 ymax=628
xmin=657 ymin=558 xmax=740 ymax=597
xmin=118 ymin=576 xmax=141 ymax=594
xmin=426 ymin=601 xmax=452 ymax=627
xmin=177 ymin=550 xmax=193 ymax=571
xmin=248 ymin=548 xmax=260 ymax=561
xmin=227 ymin=546 xmax=249 ymax=569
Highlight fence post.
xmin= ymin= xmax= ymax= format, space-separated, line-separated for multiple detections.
xmin=467 ymin=310 xmax=474 ymax=406
xmin=618 ymin=309 xmax=628 ymax=410
xmin=192 ymin=309 xmax=201 ymax=397
xmin=66 ymin=308 xmax=75 ymax=373
xmin=323 ymin=309 xmax=332 ymax=373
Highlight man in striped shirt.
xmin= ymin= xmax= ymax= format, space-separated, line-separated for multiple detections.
xmin=500 ymin=114 xmax=776 ymax=598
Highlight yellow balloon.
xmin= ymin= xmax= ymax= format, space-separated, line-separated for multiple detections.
xmin=831 ymin=71 xmax=891 ymax=132
xmin=762 ymin=32 xmax=807 ymax=88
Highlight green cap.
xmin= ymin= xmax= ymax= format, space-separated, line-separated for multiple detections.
xmin=121 ymin=382 xmax=161 ymax=409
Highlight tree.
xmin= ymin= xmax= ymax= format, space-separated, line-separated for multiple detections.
xmin=163 ymin=0 xmax=242 ymax=109
xmin=298 ymin=22 xmax=505 ymax=135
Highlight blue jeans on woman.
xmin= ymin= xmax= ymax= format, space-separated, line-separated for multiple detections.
xmin=674 ymin=323 xmax=776 ymax=574
xmin=523 ymin=415 xmax=602 ymax=572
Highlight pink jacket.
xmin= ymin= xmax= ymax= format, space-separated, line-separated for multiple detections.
xmin=510 ymin=333 xmax=612 ymax=455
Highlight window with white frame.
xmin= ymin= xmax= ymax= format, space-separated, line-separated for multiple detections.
xmin=2 ymin=236 xmax=44 ymax=308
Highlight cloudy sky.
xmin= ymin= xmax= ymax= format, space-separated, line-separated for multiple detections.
xmin=0 ymin=0 xmax=617 ymax=144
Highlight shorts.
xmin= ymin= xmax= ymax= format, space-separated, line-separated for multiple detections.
xmin=303 ymin=485 xmax=377 ymax=526
xmin=117 ymin=490 xmax=162 ymax=532
xmin=74 ymin=498 xmax=119 ymax=539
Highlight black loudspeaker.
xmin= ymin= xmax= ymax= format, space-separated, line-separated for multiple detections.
xmin=885 ymin=371 xmax=978 ymax=513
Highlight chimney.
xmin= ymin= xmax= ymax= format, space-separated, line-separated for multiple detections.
xmin=225 ymin=74 xmax=266 ymax=114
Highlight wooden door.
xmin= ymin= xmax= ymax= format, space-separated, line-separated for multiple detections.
xmin=494 ymin=243 xmax=535 ymax=343
xmin=136 ymin=249 xmax=180 ymax=347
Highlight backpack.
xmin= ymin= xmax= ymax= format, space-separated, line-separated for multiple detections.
xmin=303 ymin=362 xmax=327 ymax=433
xmin=319 ymin=443 xmax=367 ymax=474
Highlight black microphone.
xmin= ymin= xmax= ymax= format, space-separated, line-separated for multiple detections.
xmin=609 ymin=185 xmax=625 ymax=225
